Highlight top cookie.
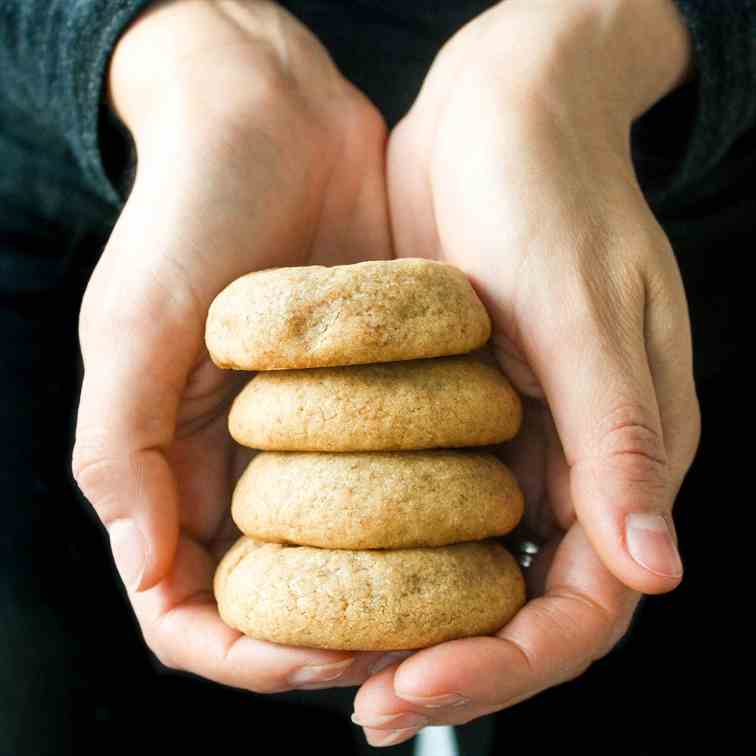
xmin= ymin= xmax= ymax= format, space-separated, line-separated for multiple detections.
xmin=205 ymin=259 xmax=491 ymax=370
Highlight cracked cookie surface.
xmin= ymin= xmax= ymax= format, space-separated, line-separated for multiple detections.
xmin=229 ymin=354 xmax=522 ymax=451
xmin=214 ymin=537 xmax=526 ymax=650
xmin=232 ymin=450 xmax=523 ymax=548
xmin=205 ymin=259 xmax=491 ymax=370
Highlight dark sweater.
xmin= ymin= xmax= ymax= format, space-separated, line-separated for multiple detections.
xmin=1 ymin=0 xmax=754 ymax=369
xmin=2 ymin=0 xmax=755 ymax=200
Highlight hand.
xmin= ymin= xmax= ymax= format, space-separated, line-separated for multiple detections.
xmin=354 ymin=0 xmax=700 ymax=744
xmin=72 ymin=0 xmax=394 ymax=692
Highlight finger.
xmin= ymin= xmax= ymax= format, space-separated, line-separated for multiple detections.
xmin=643 ymin=245 xmax=701 ymax=482
xmin=131 ymin=535 xmax=379 ymax=692
xmin=518 ymin=261 xmax=684 ymax=594
xmin=497 ymin=398 xmax=572 ymax=537
xmin=353 ymin=665 xmax=432 ymax=748
xmin=360 ymin=727 xmax=422 ymax=749
xmin=166 ymin=392 xmax=245 ymax=544
xmin=353 ymin=524 xmax=639 ymax=729
xmin=72 ymin=203 xmax=200 ymax=591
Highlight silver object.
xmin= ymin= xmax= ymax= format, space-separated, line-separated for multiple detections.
xmin=513 ymin=539 xmax=541 ymax=569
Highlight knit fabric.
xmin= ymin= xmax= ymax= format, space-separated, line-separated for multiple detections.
xmin=1 ymin=0 xmax=754 ymax=217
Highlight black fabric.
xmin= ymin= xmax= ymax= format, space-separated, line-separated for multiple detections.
xmin=648 ymin=0 xmax=756 ymax=210
xmin=3 ymin=0 xmax=756 ymax=212
xmin=0 ymin=0 xmax=154 ymax=204
xmin=0 ymin=1 xmax=750 ymax=754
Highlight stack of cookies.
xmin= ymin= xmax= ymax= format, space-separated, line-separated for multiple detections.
xmin=206 ymin=259 xmax=526 ymax=651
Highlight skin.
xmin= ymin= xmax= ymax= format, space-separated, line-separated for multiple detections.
xmin=72 ymin=0 xmax=701 ymax=746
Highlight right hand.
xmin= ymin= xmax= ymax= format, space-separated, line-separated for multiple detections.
xmin=73 ymin=0 xmax=394 ymax=692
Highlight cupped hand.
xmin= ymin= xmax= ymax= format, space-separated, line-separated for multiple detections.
xmin=72 ymin=0 xmax=394 ymax=692
xmin=355 ymin=0 xmax=700 ymax=744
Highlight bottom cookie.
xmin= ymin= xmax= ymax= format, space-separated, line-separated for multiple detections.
xmin=214 ymin=537 xmax=526 ymax=650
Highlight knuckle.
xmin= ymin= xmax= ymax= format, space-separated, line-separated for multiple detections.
xmin=72 ymin=456 xmax=113 ymax=504
xmin=71 ymin=431 xmax=136 ymax=525
xmin=667 ymin=393 xmax=702 ymax=487
xmin=345 ymin=89 xmax=386 ymax=141
xmin=566 ymin=660 xmax=593 ymax=683
xmin=71 ymin=435 xmax=114 ymax=499
xmin=595 ymin=404 xmax=670 ymax=489
xmin=636 ymin=221 xmax=674 ymax=266
xmin=593 ymin=610 xmax=632 ymax=663
xmin=600 ymin=593 xmax=641 ymax=658
xmin=609 ymin=611 xmax=635 ymax=650
xmin=549 ymin=588 xmax=635 ymax=672
xmin=143 ymin=623 xmax=181 ymax=672
xmin=150 ymin=642 xmax=179 ymax=672
xmin=684 ymin=395 xmax=702 ymax=468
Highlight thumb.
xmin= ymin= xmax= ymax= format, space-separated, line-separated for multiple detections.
xmin=72 ymin=205 xmax=197 ymax=592
xmin=520 ymin=275 xmax=683 ymax=595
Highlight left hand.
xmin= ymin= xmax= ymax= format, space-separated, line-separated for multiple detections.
xmin=73 ymin=0 xmax=395 ymax=695
xmin=353 ymin=0 xmax=700 ymax=745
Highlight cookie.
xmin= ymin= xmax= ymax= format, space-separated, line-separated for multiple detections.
xmin=206 ymin=259 xmax=491 ymax=370
xmin=228 ymin=354 xmax=522 ymax=451
xmin=232 ymin=450 xmax=523 ymax=549
xmin=214 ymin=537 xmax=525 ymax=650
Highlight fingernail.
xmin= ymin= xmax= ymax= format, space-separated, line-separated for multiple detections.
xmin=365 ymin=728 xmax=421 ymax=747
xmin=108 ymin=519 xmax=146 ymax=590
xmin=351 ymin=712 xmax=429 ymax=730
xmin=626 ymin=513 xmax=683 ymax=578
xmin=288 ymin=658 xmax=354 ymax=687
xmin=396 ymin=692 xmax=468 ymax=708
xmin=368 ymin=652 xmax=413 ymax=676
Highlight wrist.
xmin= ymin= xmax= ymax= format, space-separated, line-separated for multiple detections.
xmin=479 ymin=0 xmax=692 ymax=129
xmin=108 ymin=1 xmax=198 ymax=139
xmin=585 ymin=0 xmax=692 ymax=119
xmin=107 ymin=1 xmax=296 ymax=148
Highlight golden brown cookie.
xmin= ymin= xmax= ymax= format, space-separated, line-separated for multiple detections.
xmin=214 ymin=537 xmax=525 ymax=650
xmin=228 ymin=354 xmax=522 ymax=451
xmin=232 ymin=450 xmax=523 ymax=549
xmin=205 ymin=259 xmax=491 ymax=370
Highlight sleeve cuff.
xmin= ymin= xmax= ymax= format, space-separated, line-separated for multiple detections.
xmin=67 ymin=0 xmax=155 ymax=206
xmin=632 ymin=0 xmax=756 ymax=212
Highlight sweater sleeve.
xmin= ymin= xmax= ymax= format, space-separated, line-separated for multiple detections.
xmin=0 ymin=0 xmax=154 ymax=207
xmin=633 ymin=0 xmax=756 ymax=213
xmin=2 ymin=1 xmax=755 ymax=214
